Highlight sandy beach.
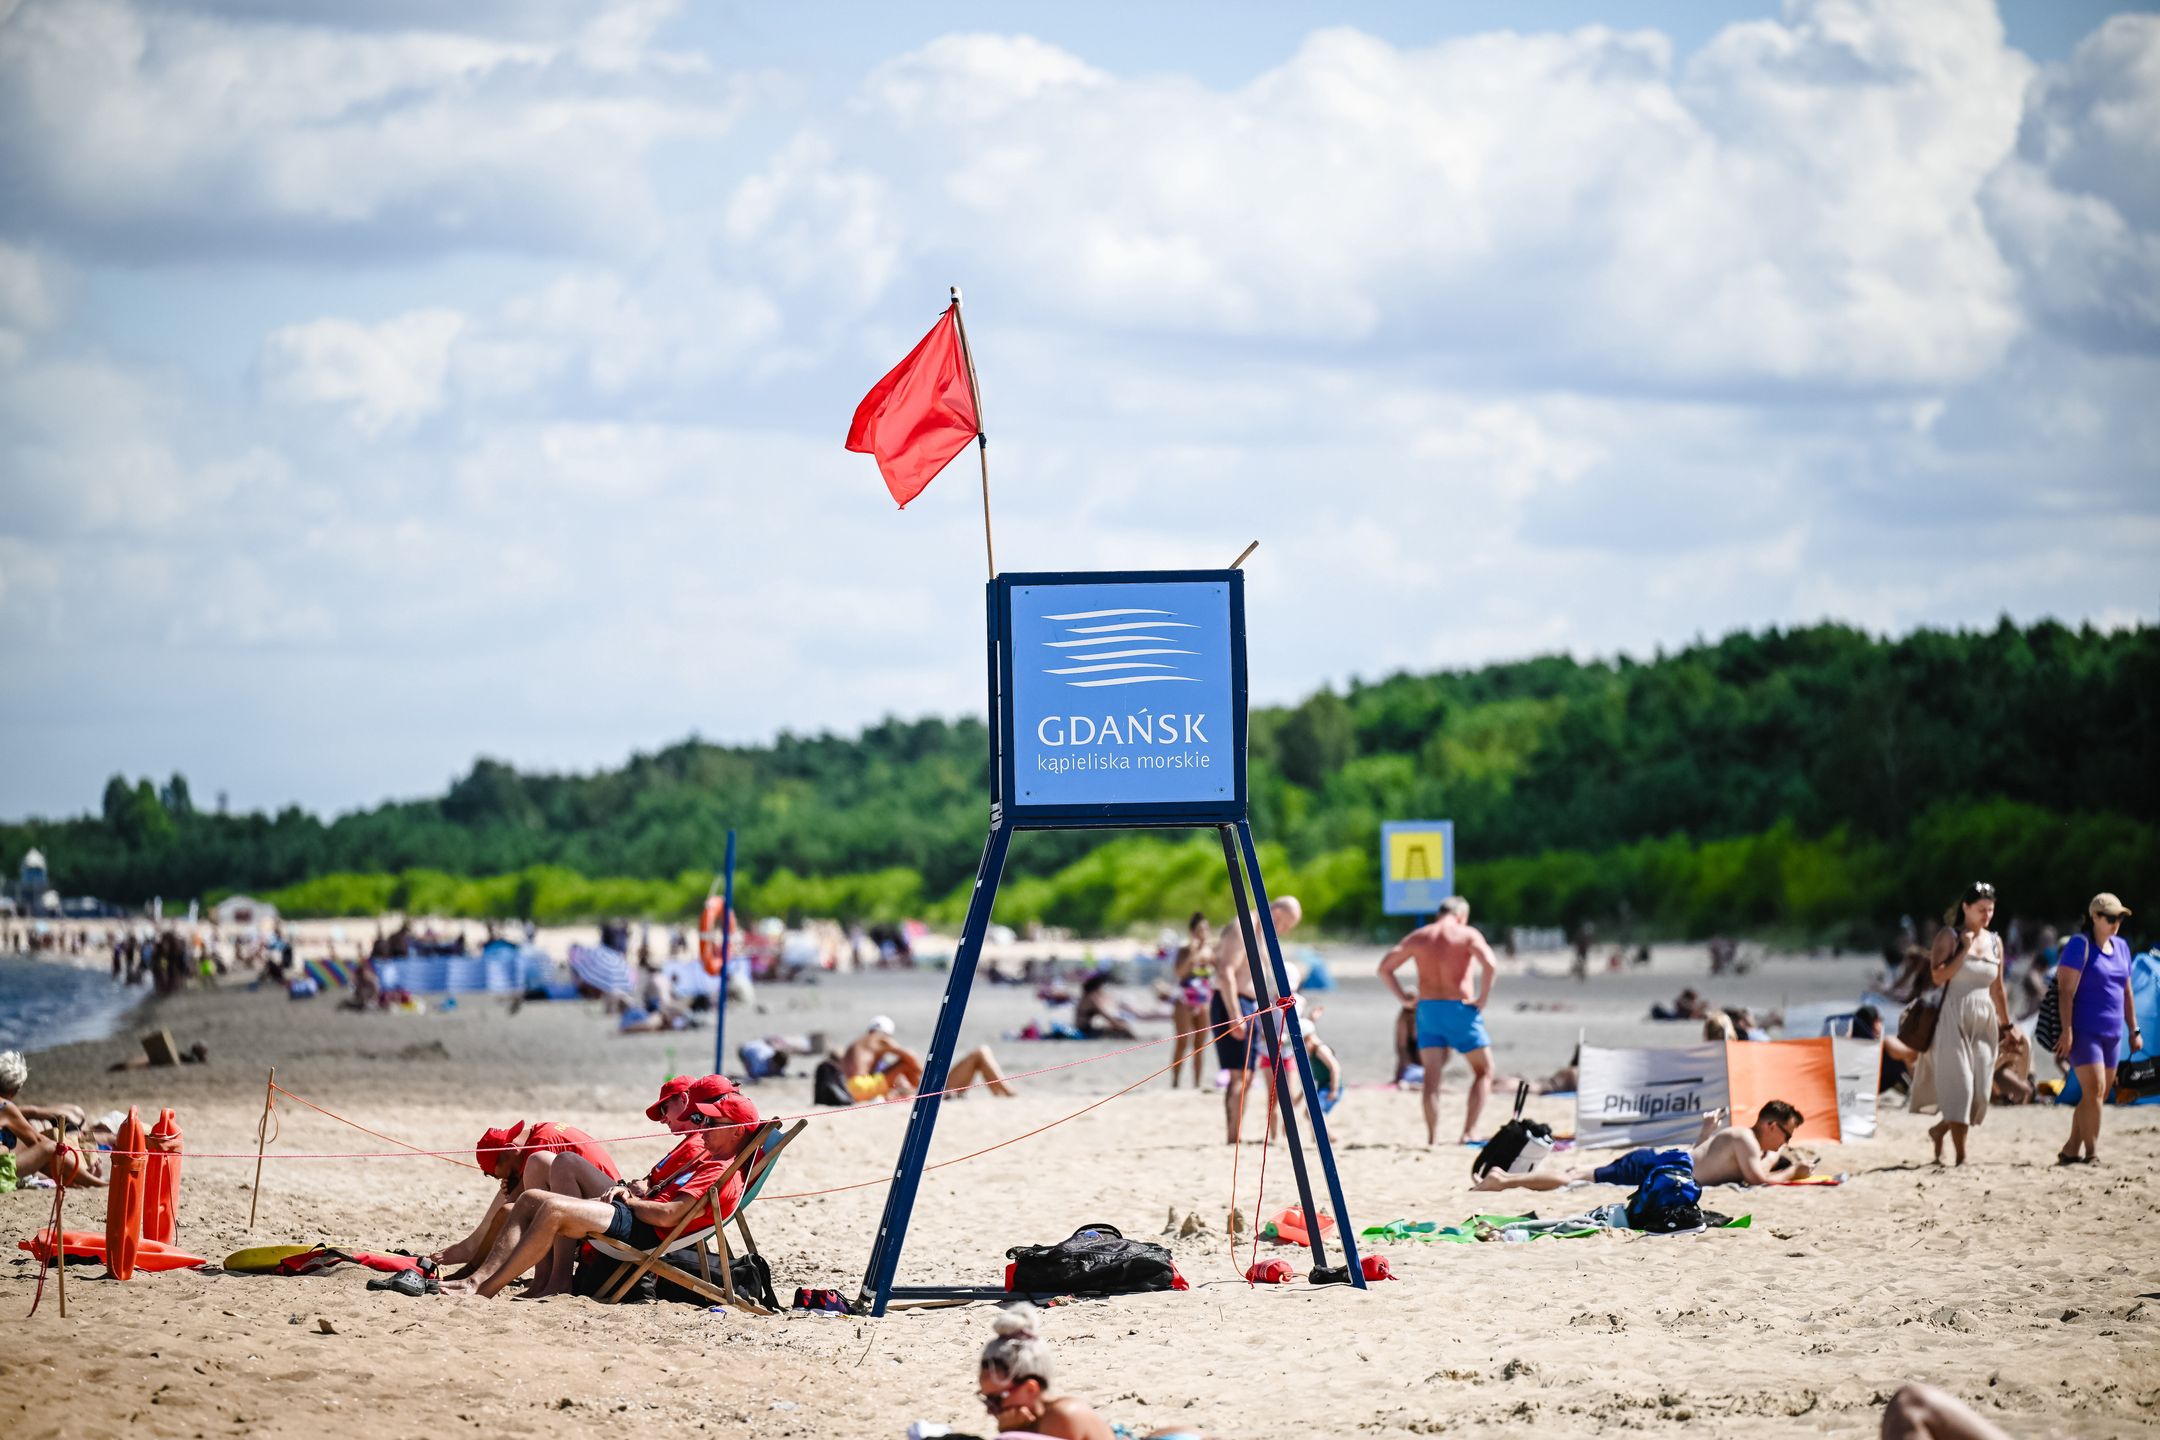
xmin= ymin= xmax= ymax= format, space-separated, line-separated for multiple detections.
xmin=4 ymin=946 xmax=2155 ymax=1439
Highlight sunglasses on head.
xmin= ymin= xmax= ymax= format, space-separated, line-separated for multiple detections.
xmin=1966 ymin=883 xmax=1996 ymax=899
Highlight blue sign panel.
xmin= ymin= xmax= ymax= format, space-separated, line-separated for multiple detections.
xmin=1381 ymin=820 xmax=1455 ymax=916
xmin=1002 ymin=573 xmax=1242 ymax=819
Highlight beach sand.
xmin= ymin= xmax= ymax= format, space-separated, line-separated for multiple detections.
xmin=4 ymin=946 xmax=2154 ymax=1439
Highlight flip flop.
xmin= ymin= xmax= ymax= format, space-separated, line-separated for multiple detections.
xmin=366 ymin=1268 xmax=439 ymax=1296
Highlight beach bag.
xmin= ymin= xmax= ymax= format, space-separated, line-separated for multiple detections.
xmin=1471 ymin=1083 xmax=1553 ymax=1178
xmin=812 ymin=1058 xmax=854 ymax=1107
xmin=1897 ymin=984 xmax=1943 ymax=1053
xmin=2033 ymin=974 xmax=2063 ymax=1053
xmin=1005 ymin=1223 xmax=1183 ymax=1297
xmin=1624 ymin=1164 xmax=1703 ymax=1234
xmin=2117 ymin=1054 xmax=2159 ymax=1095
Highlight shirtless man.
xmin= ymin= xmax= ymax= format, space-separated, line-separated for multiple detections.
xmin=443 ymin=1074 xmax=755 ymax=1299
xmin=0 ymin=1049 xmax=104 ymax=1187
xmin=838 ymin=1016 xmax=1015 ymax=1102
xmin=1214 ymin=896 xmax=1302 ymax=1145
xmin=1377 ymin=897 xmax=1499 ymax=1145
xmin=1471 ymin=1100 xmax=1812 ymax=1192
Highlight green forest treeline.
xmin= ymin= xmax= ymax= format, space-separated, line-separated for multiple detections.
xmin=9 ymin=619 xmax=2154 ymax=941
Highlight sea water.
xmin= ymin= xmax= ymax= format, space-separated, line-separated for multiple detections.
xmin=0 ymin=955 xmax=141 ymax=1053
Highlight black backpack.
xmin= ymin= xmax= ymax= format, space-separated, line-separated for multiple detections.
xmin=1006 ymin=1224 xmax=1177 ymax=1297
xmin=1471 ymin=1083 xmax=1554 ymax=1178
xmin=812 ymin=1058 xmax=854 ymax=1107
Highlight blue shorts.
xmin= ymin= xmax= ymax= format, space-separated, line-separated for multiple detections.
xmin=1591 ymin=1147 xmax=1693 ymax=1187
xmin=1414 ymin=999 xmax=1489 ymax=1054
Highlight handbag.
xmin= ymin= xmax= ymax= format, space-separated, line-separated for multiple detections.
xmin=1897 ymin=984 xmax=1943 ymax=1052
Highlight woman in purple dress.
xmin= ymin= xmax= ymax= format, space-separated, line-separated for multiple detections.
xmin=2053 ymin=892 xmax=2144 ymax=1165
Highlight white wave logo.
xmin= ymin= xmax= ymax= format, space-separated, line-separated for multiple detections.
xmin=1038 ymin=607 xmax=1203 ymax=689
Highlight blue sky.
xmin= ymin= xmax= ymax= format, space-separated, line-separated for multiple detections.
xmin=1 ymin=0 xmax=2155 ymax=820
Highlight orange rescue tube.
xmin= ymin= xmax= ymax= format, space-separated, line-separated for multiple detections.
xmin=21 ymin=1228 xmax=207 ymax=1271
xmin=698 ymin=895 xmax=730 ymax=976
xmin=144 ymin=1108 xmax=183 ymax=1246
xmin=105 ymin=1106 xmax=145 ymax=1279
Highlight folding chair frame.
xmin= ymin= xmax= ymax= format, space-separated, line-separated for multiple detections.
xmin=588 ymin=1119 xmax=804 ymax=1313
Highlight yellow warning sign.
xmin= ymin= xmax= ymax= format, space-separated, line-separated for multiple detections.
xmin=1388 ymin=829 xmax=1447 ymax=884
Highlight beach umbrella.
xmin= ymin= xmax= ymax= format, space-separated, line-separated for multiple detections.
xmin=567 ymin=944 xmax=633 ymax=995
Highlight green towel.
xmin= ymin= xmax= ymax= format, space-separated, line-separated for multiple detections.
xmin=0 ymin=1151 xmax=16 ymax=1194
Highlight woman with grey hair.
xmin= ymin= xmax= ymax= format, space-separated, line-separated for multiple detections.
xmin=971 ymin=1303 xmax=1204 ymax=1440
xmin=0 ymin=1049 xmax=104 ymax=1187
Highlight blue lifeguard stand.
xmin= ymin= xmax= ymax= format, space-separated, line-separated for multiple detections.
xmin=855 ymin=568 xmax=1364 ymax=1314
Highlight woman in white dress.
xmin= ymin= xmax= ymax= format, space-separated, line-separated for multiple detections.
xmin=1909 ymin=882 xmax=2010 ymax=1166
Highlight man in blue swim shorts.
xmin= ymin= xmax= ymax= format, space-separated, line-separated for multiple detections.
xmin=1378 ymin=897 xmax=1500 ymax=1146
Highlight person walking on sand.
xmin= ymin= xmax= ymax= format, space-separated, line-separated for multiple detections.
xmin=1168 ymin=912 xmax=1214 ymax=1089
xmin=2052 ymin=893 xmax=2143 ymax=1165
xmin=1909 ymin=882 xmax=2011 ymax=1167
xmin=1378 ymin=897 xmax=1500 ymax=1146
xmin=1215 ymin=895 xmax=1302 ymax=1144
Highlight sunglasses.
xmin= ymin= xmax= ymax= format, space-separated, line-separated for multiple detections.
xmin=1966 ymin=883 xmax=1996 ymax=899
xmin=2093 ymin=912 xmax=2123 ymax=924
xmin=981 ymin=1377 xmax=1042 ymax=1414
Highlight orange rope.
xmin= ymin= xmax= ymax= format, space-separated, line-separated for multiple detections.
xmin=270 ymin=1084 xmax=481 ymax=1170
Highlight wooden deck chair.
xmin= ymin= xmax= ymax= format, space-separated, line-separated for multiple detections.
xmin=588 ymin=1118 xmax=804 ymax=1313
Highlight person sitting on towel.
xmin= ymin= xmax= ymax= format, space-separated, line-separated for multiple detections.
xmin=442 ymin=1075 xmax=757 ymax=1299
xmin=1472 ymin=1100 xmax=1812 ymax=1192
xmin=838 ymin=1015 xmax=1016 ymax=1101
xmin=429 ymin=1118 xmax=623 ymax=1282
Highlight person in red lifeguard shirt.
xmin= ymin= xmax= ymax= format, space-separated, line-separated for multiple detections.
xmin=429 ymin=1115 xmax=625 ymax=1287
xmin=443 ymin=1075 xmax=759 ymax=1299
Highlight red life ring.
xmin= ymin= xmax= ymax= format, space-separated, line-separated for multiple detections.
xmin=698 ymin=895 xmax=730 ymax=976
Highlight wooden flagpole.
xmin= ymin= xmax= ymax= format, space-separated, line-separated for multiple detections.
xmin=949 ymin=285 xmax=994 ymax=579
xmin=247 ymin=1067 xmax=275 ymax=1231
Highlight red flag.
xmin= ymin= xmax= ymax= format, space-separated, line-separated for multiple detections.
xmin=845 ymin=305 xmax=980 ymax=509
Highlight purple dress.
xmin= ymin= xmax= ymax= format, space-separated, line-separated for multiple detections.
xmin=2058 ymin=933 xmax=2131 ymax=1069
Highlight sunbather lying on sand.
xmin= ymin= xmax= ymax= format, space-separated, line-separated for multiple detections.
xmin=441 ymin=1075 xmax=756 ymax=1299
xmin=0 ymin=1049 xmax=105 ymax=1187
xmin=1472 ymin=1101 xmax=1812 ymax=1192
xmin=969 ymin=1302 xmax=1208 ymax=1440
xmin=429 ymin=1119 xmax=623 ymax=1283
xmin=839 ymin=1016 xmax=1015 ymax=1101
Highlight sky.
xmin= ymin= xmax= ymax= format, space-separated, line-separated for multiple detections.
xmin=1 ymin=0 xmax=2156 ymax=820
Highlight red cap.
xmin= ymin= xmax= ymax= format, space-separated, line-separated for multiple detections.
xmin=645 ymin=1075 xmax=695 ymax=1121
xmin=687 ymin=1073 xmax=758 ymax=1128
xmin=476 ymin=1121 xmax=526 ymax=1172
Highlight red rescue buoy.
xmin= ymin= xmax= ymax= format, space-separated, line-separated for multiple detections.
xmin=699 ymin=894 xmax=731 ymax=976
xmin=143 ymin=1108 xmax=183 ymax=1246
xmin=104 ymin=1107 xmax=145 ymax=1279
xmin=21 ymin=1228 xmax=207 ymax=1272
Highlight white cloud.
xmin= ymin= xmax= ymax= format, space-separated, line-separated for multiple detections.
xmin=1983 ymin=14 xmax=2160 ymax=350
xmin=3 ymin=0 xmax=2158 ymax=820
xmin=802 ymin=1 xmax=2031 ymax=388
xmin=0 ymin=0 xmax=739 ymax=259
xmin=262 ymin=310 xmax=465 ymax=437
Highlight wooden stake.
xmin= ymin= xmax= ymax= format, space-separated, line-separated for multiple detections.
xmin=949 ymin=286 xmax=995 ymax=579
xmin=248 ymin=1067 xmax=275 ymax=1231
xmin=1229 ymin=540 xmax=1259 ymax=569
xmin=53 ymin=1137 xmax=66 ymax=1318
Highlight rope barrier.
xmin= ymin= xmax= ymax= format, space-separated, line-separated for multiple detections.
xmin=97 ymin=999 xmax=1294 ymax=1163
xmin=27 ymin=1140 xmax=73 ymax=1318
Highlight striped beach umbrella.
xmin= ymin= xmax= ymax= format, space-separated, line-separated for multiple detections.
xmin=567 ymin=944 xmax=633 ymax=995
